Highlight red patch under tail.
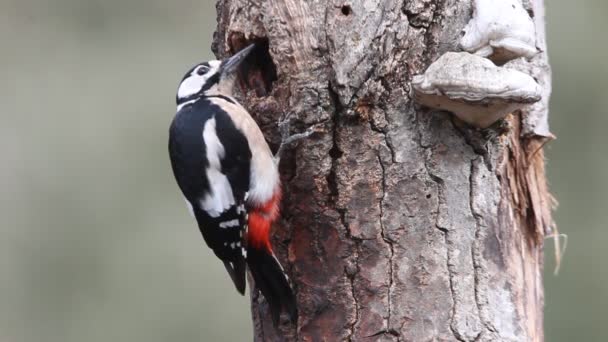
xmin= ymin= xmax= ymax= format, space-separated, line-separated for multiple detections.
xmin=247 ymin=190 xmax=281 ymax=252
xmin=245 ymin=188 xmax=297 ymax=325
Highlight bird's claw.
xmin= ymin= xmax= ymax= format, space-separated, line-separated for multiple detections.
xmin=275 ymin=113 xmax=323 ymax=162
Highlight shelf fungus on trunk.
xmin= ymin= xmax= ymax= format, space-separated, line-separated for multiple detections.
xmin=412 ymin=52 xmax=541 ymax=129
xmin=460 ymin=0 xmax=538 ymax=64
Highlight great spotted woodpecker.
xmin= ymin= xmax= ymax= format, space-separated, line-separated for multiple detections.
xmin=169 ymin=44 xmax=313 ymax=325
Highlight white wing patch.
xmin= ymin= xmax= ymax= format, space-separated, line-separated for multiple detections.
xmin=199 ymin=117 xmax=235 ymax=218
xmin=208 ymin=97 xmax=280 ymax=206
xmin=219 ymin=219 xmax=239 ymax=229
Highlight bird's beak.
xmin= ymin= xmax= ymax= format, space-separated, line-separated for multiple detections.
xmin=221 ymin=44 xmax=256 ymax=78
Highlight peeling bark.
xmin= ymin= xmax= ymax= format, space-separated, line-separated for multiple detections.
xmin=213 ymin=0 xmax=553 ymax=341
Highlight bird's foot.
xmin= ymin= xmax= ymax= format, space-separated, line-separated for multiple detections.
xmin=274 ymin=112 xmax=323 ymax=162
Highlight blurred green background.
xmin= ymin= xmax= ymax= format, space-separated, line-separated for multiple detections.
xmin=0 ymin=0 xmax=605 ymax=341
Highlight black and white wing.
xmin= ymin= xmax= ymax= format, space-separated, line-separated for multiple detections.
xmin=168 ymin=99 xmax=252 ymax=294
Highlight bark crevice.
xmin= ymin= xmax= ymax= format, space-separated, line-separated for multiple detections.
xmin=469 ymin=157 xmax=496 ymax=341
xmin=377 ymin=147 xmax=395 ymax=334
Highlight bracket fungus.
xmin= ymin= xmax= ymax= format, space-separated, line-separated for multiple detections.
xmin=412 ymin=52 xmax=542 ymax=128
xmin=460 ymin=0 xmax=537 ymax=64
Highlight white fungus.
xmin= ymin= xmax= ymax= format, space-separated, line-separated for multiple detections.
xmin=412 ymin=52 xmax=542 ymax=128
xmin=460 ymin=0 xmax=538 ymax=64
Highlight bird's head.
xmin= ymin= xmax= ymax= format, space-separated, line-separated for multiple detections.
xmin=176 ymin=44 xmax=255 ymax=106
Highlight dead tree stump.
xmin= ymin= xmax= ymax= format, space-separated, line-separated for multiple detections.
xmin=212 ymin=0 xmax=554 ymax=341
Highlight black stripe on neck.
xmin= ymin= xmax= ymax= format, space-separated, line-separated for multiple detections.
xmin=205 ymin=94 xmax=236 ymax=104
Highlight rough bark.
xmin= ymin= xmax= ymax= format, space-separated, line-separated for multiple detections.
xmin=212 ymin=0 xmax=553 ymax=341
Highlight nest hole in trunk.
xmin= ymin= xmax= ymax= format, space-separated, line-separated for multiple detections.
xmin=228 ymin=33 xmax=278 ymax=97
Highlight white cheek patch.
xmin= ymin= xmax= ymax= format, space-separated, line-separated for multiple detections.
xmin=177 ymin=61 xmax=221 ymax=100
xmin=199 ymin=117 xmax=235 ymax=218
xmin=178 ymin=74 xmax=207 ymax=99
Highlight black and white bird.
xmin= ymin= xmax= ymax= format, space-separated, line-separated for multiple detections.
xmin=168 ymin=44 xmax=310 ymax=325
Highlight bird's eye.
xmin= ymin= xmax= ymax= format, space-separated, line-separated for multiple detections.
xmin=197 ymin=67 xmax=208 ymax=75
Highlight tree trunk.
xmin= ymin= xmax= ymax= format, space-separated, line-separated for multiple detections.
xmin=212 ymin=0 xmax=553 ymax=341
